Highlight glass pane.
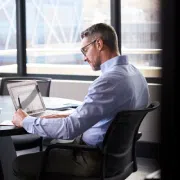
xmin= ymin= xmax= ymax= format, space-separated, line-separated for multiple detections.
xmin=26 ymin=0 xmax=110 ymax=75
xmin=121 ymin=0 xmax=161 ymax=67
xmin=0 ymin=0 xmax=17 ymax=73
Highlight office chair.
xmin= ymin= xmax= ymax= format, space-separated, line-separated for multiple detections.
xmin=0 ymin=77 xmax=51 ymax=97
xmin=0 ymin=77 xmax=52 ymax=151
xmin=38 ymin=101 xmax=160 ymax=180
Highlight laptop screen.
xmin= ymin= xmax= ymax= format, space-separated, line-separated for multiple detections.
xmin=7 ymin=80 xmax=46 ymax=115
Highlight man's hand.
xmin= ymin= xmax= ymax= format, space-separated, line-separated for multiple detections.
xmin=12 ymin=109 xmax=28 ymax=127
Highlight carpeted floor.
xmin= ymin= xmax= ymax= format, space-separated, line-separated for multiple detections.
xmin=126 ymin=157 xmax=159 ymax=180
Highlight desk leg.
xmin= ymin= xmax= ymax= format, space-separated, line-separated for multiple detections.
xmin=0 ymin=136 xmax=18 ymax=180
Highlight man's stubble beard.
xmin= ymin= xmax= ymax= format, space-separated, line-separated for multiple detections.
xmin=92 ymin=52 xmax=101 ymax=71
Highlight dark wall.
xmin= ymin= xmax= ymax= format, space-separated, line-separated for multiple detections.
xmin=161 ymin=0 xmax=179 ymax=179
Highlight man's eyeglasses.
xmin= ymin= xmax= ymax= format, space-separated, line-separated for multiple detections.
xmin=81 ymin=39 xmax=97 ymax=56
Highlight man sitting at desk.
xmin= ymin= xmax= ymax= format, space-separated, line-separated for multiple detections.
xmin=1 ymin=23 xmax=150 ymax=179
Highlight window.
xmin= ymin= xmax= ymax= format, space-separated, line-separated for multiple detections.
xmin=25 ymin=0 xmax=110 ymax=76
xmin=121 ymin=0 xmax=161 ymax=77
xmin=0 ymin=0 xmax=17 ymax=73
xmin=0 ymin=0 xmax=161 ymax=79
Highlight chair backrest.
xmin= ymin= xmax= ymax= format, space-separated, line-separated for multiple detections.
xmin=102 ymin=101 xmax=160 ymax=179
xmin=0 ymin=77 xmax=52 ymax=97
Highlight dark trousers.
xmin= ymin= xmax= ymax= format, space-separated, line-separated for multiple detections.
xmin=0 ymin=137 xmax=18 ymax=180
xmin=0 ymin=136 xmax=101 ymax=180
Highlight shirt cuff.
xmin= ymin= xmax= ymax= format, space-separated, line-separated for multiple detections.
xmin=22 ymin=116 xmax=37 ymax=134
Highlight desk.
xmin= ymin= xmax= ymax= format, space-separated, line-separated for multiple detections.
xmin=0 ymin=96 xmax=82 ymax=137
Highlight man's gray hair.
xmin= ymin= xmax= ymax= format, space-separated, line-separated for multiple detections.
xmin=81 ymin=23 xmax=119 ymax=52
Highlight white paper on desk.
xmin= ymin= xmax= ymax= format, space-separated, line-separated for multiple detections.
xmin=0 ymin=120 xmax=14 ymax=126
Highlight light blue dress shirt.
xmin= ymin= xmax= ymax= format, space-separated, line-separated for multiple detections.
xmin=23 ymin=55 xmax=150 ymax=147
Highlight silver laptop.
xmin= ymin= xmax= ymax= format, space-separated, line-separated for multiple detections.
xmin=7 ymin=80 xmax=76 ymax=117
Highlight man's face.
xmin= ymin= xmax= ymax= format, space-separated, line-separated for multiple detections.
xmin=81 ymin=37 xmax=101 ymax=71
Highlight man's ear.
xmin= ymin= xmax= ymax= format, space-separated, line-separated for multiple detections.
xmin=96 ymin=38 xmax=103 ymax=51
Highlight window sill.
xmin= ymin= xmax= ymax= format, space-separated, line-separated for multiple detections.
xmin=0 ymin=64 xmax=162 ymax=78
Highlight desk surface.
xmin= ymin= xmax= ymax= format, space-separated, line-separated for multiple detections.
xmin=0 ymin=96 xmax=81 ymax=136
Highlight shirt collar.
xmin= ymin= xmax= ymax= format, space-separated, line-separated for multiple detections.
xmin=100 ymin=55 xmax=129 ymax=73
